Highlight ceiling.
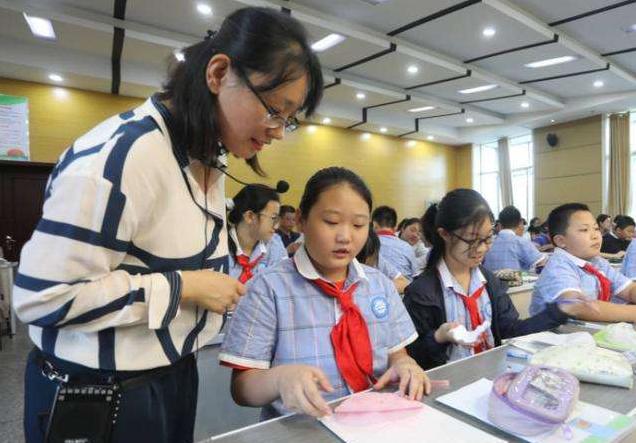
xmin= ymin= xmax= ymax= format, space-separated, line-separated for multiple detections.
xmin=0 ymin=0 xmax=635 ymax=144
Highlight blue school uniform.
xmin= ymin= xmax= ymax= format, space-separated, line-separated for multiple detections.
xmin=219 ymin=246 xmax=417 ymax=419
xmin=483 ymin=229 xmax=545 ymax=272
xmin=378 ymin=233 xmax=418 ymax=280
xmin=227 ymin=228 xmax=287 ymax=281
xmin=622 ymin=240 xmax=636 ymax=278
xmin=530 ymin=248 xmax=631 ymax=315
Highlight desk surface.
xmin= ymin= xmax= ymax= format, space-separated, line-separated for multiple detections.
xmin=206 ymin=324 xmax=636 ymax=443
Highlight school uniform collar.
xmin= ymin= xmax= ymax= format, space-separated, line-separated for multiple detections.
xmin=610 ymin=231 xmax=619 ymax=240
xmin=553 ymin=247 xmax=589 ymax=268
xmin=499 ymin=229 xmax=516 ymax=237
xmin=229 ymin=227 xmax=267 ymax=258
xmin=376 ymin=229 xmax=395 ymax=237
xmin=437 ymin=258 xmax=486 ymax=297
xmin=293 ymin=244 xmax=368 ymax=283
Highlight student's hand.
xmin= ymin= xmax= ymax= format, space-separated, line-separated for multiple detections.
xmin=286 ymin=242 xmax=301 ymax=255
xmin=274 ymin=365 xmax=334 ymax=418
xmin=617 ymin=250 xmax=626 ymax=259
xmin=374 ymin=354 xmax=431 ymax=400
xmin=180 ymin=270 xmax=246 ymax=314
xmin=556 ymin=293 xmax=600 ymax=317
xmin=434 ymin=322 xmax=461 ymax=344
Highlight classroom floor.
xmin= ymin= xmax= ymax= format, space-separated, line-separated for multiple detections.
xmin=0 ymin=323 xmax=260 ymax=443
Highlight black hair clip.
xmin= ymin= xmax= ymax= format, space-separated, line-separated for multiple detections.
xmin=204 ymin=29 xmax=216 ymax=40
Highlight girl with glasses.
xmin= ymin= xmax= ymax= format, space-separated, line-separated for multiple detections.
xmin=403 ymin=189 xmax=592 ymax=369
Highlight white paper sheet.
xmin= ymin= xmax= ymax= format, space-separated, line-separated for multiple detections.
xmin=509 ymin=331 xmax=595 ymax=354
xmin=436 ymin=378 xmax=636 ymax=443
xmin=320 ymin=400 xmax=506 ymax=443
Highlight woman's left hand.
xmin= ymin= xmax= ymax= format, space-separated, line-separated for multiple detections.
xmin=373 ymin=351 xmax=431 ymax=400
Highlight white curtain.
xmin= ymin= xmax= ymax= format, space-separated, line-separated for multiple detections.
xmin=607 ymin=113 xmax=631 ymax=216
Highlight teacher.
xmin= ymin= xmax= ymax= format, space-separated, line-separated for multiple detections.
xmin=14 ymin=6 xmax=322 ymax=443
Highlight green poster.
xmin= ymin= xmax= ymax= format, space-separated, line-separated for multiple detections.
xmin=0 ymin=94 xmax=29 ymax=160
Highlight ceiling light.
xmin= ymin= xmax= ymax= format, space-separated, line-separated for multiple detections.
xmin=482 ymin=27 xmax=496 ymax=38
xmin=356 ymin=92 xmax=366 ymax=100
xmin=521 ymin=101 xmax=530 ymax=108
xmin=427 ymin=135 xmax=435 ymax=141
xmin=174 ymin=50 xmax=185 ymax=62
xmin=458 ymin=84 xmax=498 ymax=94
xmin=408 ymin=106 xmax=435 ymax=113
xmin=406 ymin=140 xmax=416 ymax=148
xmin=23 ymin=13 xmax=56 ymax=40
xmin=361 ymin=132 xmax=371 ymax=140
xmin=322 ymin=117 xmax=331 ymax=124
xmin=550 ymin=119 xmax=555 ymax=123
xmin=53 ymin=87 xmax=68 ymax=99
xmin=622 ymin=24 xmax=636 ymax=34
xmin=311 ymin=33 xmax=346 ymax=52
xmin=524 ymin=56 xmax=577 ymax=68
xmin=407 ymin=65 xmax=419 ymax=74
xmin=380 ymin=127 xmax=388 ymax=133
xmin=48 ymin=73 xmax=63 ymax=82
xmin=593 ymin=80 xmax=604 ymax=88
xmin=196 ymin=3 xmax=213 ymax=15
xmin=466 ymin=117 xmax=474 ymax=123
xmin=307 ymin=125 xmax=317 ymax=133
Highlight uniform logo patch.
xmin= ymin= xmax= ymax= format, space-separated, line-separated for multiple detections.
xmin=370 ymin=296 xmax=389 ymax=319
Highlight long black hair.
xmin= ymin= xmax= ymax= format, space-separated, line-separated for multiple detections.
xmin=422 ymin=189 xmax=493 ymax=271
xmin=228 ymin=184 xmax=280 ymax=258
xmin=158 ymin=7 xmax=323 ymax=174
xmin=356 ymin=224 xmax=380 ymax=265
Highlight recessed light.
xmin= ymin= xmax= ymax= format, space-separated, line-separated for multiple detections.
xmin=524 ymin=56 xmax=577 ymax=69
xmin=53 ymin=87 xmax=68 ymax=99
xmin=322 ymin=117 xmax=332 ymax=124
xmin=466 ymin=117 xmax=474 ymax=123
xmin=174 ymin=50 xmax=185 ymax=62
xmin=458 ymin=84 xmax=498 ymax=94
xmin=406 ymin=140 xmax=417 ymax=148
xmin=521 ymin=101 xmax=530 ymax=108
xmin=380 ymin=127 xmax=388 ymax=133
xmin=482 ymin=27 xmax=496 ymax=38
xmin=593 ymin=80 xmax=604 ymax=88
xmin=408 ymin=106 xmax=435 ymax=113
xmin=311 ymin=33 xmax=346 ymax=52
xmin=550 ymin=119 xmax=555 ymax=123
xmin=23 ymin=13 xmax=56 ymax=40
xmin=356 ymin=92 xmax=366 ymax=100
xmin=427 ymin=135 xmax=435 ymax=141
xmin=622 ymin=24 xmax=636 ymax=34
xmin=48 ymin=73 xmax=63 ymax=82
xmin=196 ymin=3 xmax=213 ymax=15
xmin=307 ymin=125 xmax=317 ymax=133
xmin=361 ymin=132 xmax=371 ymax=140
xmin=407 ymin=65 xmax=419 ymax=74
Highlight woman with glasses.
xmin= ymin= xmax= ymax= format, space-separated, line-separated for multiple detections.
xmin=402 ymin=189 xmax=583 ymax=370
xmin=227 ymin=184 xmax=287 ymax=284
xmin=16 ymin=7 xmax=322 ymax=443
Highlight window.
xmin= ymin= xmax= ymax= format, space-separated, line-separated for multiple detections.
xmin=509 ymin=134 xmax=534 ymax=221
xmin=473 ymin=141 xmax=502 ymax=216
xmin=630 ymin=112 xmax=636 ymax=213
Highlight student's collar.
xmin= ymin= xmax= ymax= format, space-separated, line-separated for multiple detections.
xmin=610 ymin=231 xmax=619 ymax=239
xmin=229 ymin=227 xmax=267 ymax=258
xmin=376 ymin=229 xmax=395 ymax=237
xmin=293 ymin=245 xmax=367 ymax=283
xmin=554 ymin=247 xmax=588 ymax=268
xmin=437 ymin=258 xmax=486 ymax=296
xmin=499 ymin=229 xmax=516 ymax=237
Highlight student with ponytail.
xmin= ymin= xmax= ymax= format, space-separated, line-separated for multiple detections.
xmin=403 ymin=189 xmax=595 ymax=370
xmin=227 ymin=184 xmax=287 ymax=284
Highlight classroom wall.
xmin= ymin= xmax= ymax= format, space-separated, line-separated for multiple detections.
xmin=453 ymin=144 xmax=472 ymax=189
xmin=533 ymin=115 xmax=603 ymax=218
xmin=0 ymin=77 xmax=461 ymax=218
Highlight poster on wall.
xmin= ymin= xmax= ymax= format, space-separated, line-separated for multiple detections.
xmin=0 ymin=94 xmax=30 ymax=161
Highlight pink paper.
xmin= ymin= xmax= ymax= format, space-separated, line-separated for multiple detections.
xmin=335 ymin=392 xmax=423 ymax=414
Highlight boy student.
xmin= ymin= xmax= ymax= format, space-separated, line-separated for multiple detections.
xmin=372 ymin=205 xmax=419 ymax=280
xmin=483 ymin=206 xmax=547 ymax=273
xmin=601 ymin=215 xmax=635 ymax=256
xmin=530 ymin=203 xmax=636 ymax=322
xmin=276 ymin=205 xmax=302 ymax=255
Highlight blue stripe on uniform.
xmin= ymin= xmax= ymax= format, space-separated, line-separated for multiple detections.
xmin=30 ymin=300 xmax=73 ymax=327
xmin=181 ymin=310 xmax=208 ymax=356
xmin=59 ymin=289 xmax=145 ymax=327
xmin=155 ymin=329 xmax=180 ymax=363
xmin=160 ymin=272 xmax=182 ymax=329
xmin=15 ymin=273 xmax=66 ymax=292
xmin=35 ymin=218 xmax=129 ymax=252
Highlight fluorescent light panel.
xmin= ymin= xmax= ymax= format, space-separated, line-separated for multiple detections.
xmin=23 ymin=13 xmax=56 ymax=40
xmin=408 ymin=106 xmax=435 ymax=113
xmin=458 ymin=84 xmax=498 ymax=94
xmin=311 ymin=33 xmax=346 ymax=52
xmin=524 ymin=56 xmax=576 ymax=68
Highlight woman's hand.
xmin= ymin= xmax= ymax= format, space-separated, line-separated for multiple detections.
xmin=274 ymin=365 xmax=334 ymax=417
xmin=374 ymin=351 xmax=431 ymax=400
xmin=180 ymin=270 xmax=246 ymax=314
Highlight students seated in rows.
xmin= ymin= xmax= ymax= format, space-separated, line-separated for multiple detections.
xmin=483 ymin=206 xmax=547 ymax=273
xmin=220 ymin=167 xmax=430 ymax=419
xmin=228 ymin=184 xmax=287 ymax=284
xmin=276 ymin=204 xmax=302 ymax=256
xmin=398 ymin=217 xmax=429 ymax=274
xmin=372 ymin=206 xmax=418 ymax=280
xmin=357 ymin=224 xmax=410 ymax=294
xmin=403 ymin=190 xmax=588 ymax=370
xmin=600 ymin=214 xmax=634 ymax=257
xmin=530 ymin=203 xmax=636 ymax=322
